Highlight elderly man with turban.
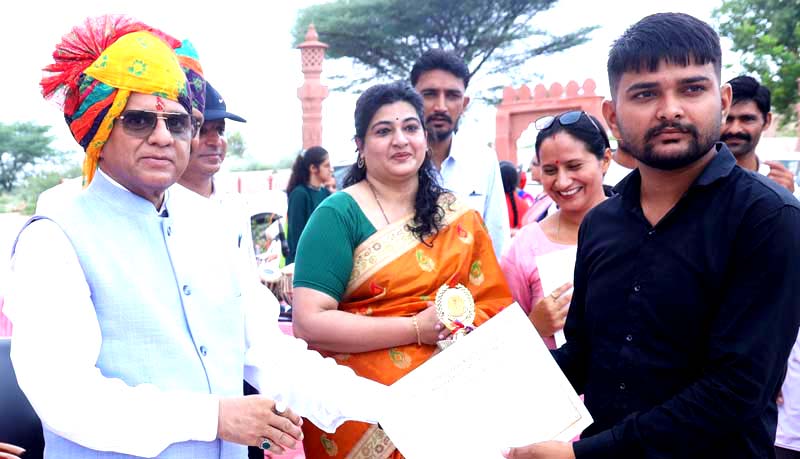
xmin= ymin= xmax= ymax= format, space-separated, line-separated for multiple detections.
xmin=4 ymin=15 xmax=384 ymax=459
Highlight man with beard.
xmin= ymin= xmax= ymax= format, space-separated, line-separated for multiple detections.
xmin=503 ymin=12 xmax=800 ymax=459
xmin=410 ymin=49 xmax=509 ymax=258
xmin=721 ymin=75 xmax=796 ymax=193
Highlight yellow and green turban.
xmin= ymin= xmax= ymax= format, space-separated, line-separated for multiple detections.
xmin=41 ymin=15 xmax=190 ymax=185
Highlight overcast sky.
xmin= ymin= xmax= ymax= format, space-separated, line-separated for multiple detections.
xmin=0 ymin=0 xmax=740 ymax=170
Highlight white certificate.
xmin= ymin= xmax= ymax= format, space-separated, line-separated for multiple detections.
xmin=536 ymin=247 xmax=577 ymax=347
xmin=380 ymin=304 xmax=592 ymax=459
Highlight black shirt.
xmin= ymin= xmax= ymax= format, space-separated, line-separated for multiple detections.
xmin=556 ymin=144 xmax=800 ymax=458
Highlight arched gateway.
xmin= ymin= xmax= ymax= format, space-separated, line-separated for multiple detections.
xmin=495 ymin=79 xmax=606 ymax=164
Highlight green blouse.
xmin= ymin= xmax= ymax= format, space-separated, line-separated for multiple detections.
xmin=286 ymin=184 xmax=331 ymax=263
xmin=293 ymin=192 xmax=376 ymax=302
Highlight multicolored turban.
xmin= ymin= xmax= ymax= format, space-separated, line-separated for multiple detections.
xmin=175 ymin=40 xmax=206 ymax=113
xmin=40 ymin=15 xmax=190 ymax=185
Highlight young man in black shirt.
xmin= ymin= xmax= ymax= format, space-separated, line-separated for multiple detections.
xmin=504 ymin=12 xmax=800 ymax=459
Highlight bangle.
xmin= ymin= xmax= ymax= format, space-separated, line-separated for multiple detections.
xmin=411 ymin=316 xmax=422 ymax=346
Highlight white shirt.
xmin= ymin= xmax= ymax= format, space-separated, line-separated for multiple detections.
xmin=6 ymin=172 xmax=386 ymax=458
xmin=172 ymin=183 xmax=280 ymax=321
xmin=34 ymin=177 xmax=83 ymax=215
xmin=438 ymin=134 xmax=510 ymax=258
xmin=777 ymin=331 xmax=800 ymax=451
xmin=603 ymin=158 xmax=634 ymax=188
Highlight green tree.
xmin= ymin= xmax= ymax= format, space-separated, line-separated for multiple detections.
xmin=293 ymin=0 xmax=595 ymax=90
xmin=0 ymin=122 xmax=59 ymax=192
xmin=226 ymin=131 xmax=246 ymax=158
xmin=714 ymin=0 xmax=800 ymax=123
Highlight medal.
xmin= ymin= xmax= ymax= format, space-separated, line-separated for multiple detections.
xmin=434 ymin=282 xmax=475 ymax=350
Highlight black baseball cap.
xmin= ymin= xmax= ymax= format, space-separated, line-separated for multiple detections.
xmin=203 ymin=81 xmax=246 ymax=123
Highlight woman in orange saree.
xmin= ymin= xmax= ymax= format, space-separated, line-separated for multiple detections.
xmin=291 ymin=82 xmax=512 ymax=459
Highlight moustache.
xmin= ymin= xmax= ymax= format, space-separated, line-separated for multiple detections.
xmin=644 ymin=121 xmax=698 ymax=143
xmin=720 ymin=132 xmax=752 ymax=143
xmin=426 ymin=114 xmax=453 ymax=125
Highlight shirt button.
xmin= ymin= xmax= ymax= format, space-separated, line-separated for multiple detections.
xmin=626 ymin=334 xmax=633 ymax=342
xmin=619 ymin=382 xmax=626 ymax=390
xmin=633 ymin=285 xmax=641 ymax=293
xmin=647 ymin=230 xmax=655 ymax=236
xmin=182 ymin=285 xmax=191 ymax=295
xmin=199 ymin=345 xmax=208 ymax=356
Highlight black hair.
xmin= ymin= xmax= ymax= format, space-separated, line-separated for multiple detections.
xmin=608 ymin=13 xmax=722 ymax=98
xmin=410 ymin=49 xmax=471 ymax=89
xmin=728 ymin=75 xmax=771 ymax=121
xmin=499 ymin=160 xmax=520 ymax=227
xmin=286 ymin=146 xmax=329 ymax=195
xmin=535 ymin=112 xmax=610 ymax=162
xmin=345 ymin=81 xmax=447 ymax=243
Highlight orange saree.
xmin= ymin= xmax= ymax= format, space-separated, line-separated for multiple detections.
xmin=301 ymin=198 xmax=513 ymax=459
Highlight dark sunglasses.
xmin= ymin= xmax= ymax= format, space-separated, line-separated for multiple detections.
xmin=534 ymin=110 xmax=609 ymax=149
xmin=116 ymin=110 xmax=198 ymax=139
xmin=535 ymin=110 xmax=602 ymax=133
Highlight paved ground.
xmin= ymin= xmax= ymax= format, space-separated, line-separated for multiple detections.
xmin=0 ymin=212 xmax=30 ymax=296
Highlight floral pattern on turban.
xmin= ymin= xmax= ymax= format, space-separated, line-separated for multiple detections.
xmin=40 ymin=15 xmax=190 ymax=185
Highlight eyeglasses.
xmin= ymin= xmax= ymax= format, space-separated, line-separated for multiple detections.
xmin=535 ymin=110 xmax=601 ymax=132
xmin=534 ymin=110 xmax=609 ymax=148
xmin=116 ymin=110 xmax=197 ymax=139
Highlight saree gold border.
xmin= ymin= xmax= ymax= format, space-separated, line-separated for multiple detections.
xmin=345 ymin=425 xmax=396 ymax=459
xmin=345 ymin=195 xmax=467 ymax=297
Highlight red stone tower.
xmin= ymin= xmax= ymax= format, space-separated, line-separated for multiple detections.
xmin=297 ymin=24 xmax=329 ymax=149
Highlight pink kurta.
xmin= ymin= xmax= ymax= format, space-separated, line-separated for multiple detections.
xmin=500 ymin=222 xmax=573 ymax=349
xmin=521 ymin=192 xmax=554 ymax=227
xmin=0 ymin=296 xmax=11 ymax=337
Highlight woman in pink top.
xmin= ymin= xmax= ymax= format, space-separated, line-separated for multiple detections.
xmin=501 ymin=111 xmax=611 ymax=348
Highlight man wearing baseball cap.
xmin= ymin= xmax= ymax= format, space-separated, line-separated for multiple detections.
xmin=178 ymin=81 xmax=246 ymax=197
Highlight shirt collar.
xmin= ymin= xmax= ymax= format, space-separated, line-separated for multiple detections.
xmin=615 ymin=142 xmax=737 ymax=210
xmin=441 ymin=134 xmax=462 ymax=164
xmin=91 ymin=170 xmax=169 ymax=216
xmin=693 ymin=142 xmax=737 ymax=187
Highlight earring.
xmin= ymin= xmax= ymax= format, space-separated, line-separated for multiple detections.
xmin=357 ymin=155 xmax=365 ymax=169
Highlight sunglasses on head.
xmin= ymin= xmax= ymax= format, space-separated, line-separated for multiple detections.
xmin=116 ymin=110 xmax=198 ymax=139
xmin=535 ymin=110 xmax=602 ymax=133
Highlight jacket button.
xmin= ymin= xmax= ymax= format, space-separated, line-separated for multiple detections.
xmin=183 ymin=285 xmax=191 ymax=295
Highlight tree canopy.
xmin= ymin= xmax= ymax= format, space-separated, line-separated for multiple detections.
xmin=0 ymin=122 xmax=58 ymax=192
xmin=226 ymin=131 xmax=246 ymax=158
xmin=714 ymin=0 xmax=800 ymax=123
xmin=293 ymin=0 xmax=595 ymax=91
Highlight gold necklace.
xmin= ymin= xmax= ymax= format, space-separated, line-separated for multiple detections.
xmin=367 ymin=180 xmax=390 ymax=224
